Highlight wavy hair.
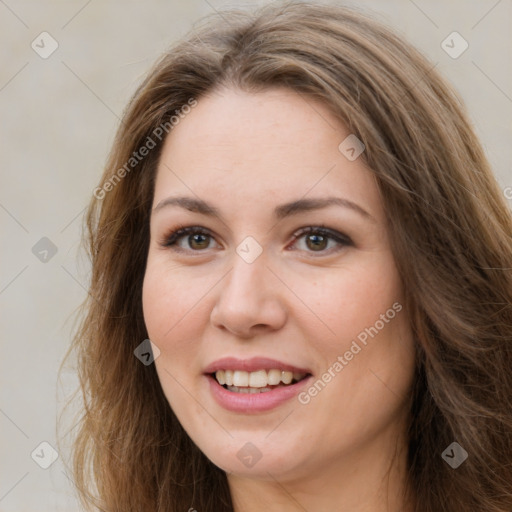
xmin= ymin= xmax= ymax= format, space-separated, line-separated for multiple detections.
xmin=61 ymin=2 xmax=512 ymax=511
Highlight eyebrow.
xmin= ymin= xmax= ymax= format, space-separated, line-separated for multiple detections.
xmin=152 ymin=195 xmax=374 ymax=222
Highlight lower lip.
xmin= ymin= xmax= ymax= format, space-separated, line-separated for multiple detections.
xmin=206 ymin=374 xmax=313 ymax=413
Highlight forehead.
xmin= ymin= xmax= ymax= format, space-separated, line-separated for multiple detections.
xmin=153 ymin=87 xmax=381 ymax=222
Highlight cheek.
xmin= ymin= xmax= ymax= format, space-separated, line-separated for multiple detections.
xmin=290 ymin=250 xmax=404 ymax=347
xmin=142 ymin=263 xmax=203 ymax=386
xmin=299 ymin=253 xmax=414 ymax=429
xmin=142 ymin=262 xmax=205 ymax=409
xmin=142 ymin=265 xmax=175 ymax=342
xmin=142 ymin=257 xmax=208 ymax=346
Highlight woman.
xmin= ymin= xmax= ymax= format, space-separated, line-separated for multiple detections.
xmin=64 ymin=2 xmax=512 ymax=511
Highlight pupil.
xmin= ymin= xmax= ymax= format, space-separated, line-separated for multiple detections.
xmin=306 ymin=234 xmax=327 ymax=251
xmin=190 ymin=234 xmax=208 ymax=249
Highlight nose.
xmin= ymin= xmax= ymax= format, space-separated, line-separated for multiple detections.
xmin=210 ymin=251 xmax=287 ymax=338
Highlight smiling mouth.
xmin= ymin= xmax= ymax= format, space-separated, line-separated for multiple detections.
xmin=212 ymin=369 xmax=310 ymax=394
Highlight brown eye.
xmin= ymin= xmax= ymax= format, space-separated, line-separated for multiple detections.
xmin=290 ymin=227 xmax=352 ymax=255
xmin=160 ymin=226 xmax=218 ymax=251
xmin=304 ymin=233 xmax=328 ymax=251
xmin=188 ymin=233 xmax=211 ymax=250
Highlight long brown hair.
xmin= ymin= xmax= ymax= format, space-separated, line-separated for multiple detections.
xmin=60 ymin=2 xmax=512 ymax=510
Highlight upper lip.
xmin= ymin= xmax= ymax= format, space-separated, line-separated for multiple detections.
xmin=203 ymin=357 xmax=312 ymax=375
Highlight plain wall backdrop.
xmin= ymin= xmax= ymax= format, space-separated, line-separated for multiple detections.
xmin=1 ymin=1 xmax=511 ymax=510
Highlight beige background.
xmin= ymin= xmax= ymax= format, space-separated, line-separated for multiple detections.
xmin=1 ymin=1 xmax=511 ymax=510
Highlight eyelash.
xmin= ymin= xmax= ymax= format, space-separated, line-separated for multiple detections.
xmin=158 ymin=224 xmax=353 ymax=256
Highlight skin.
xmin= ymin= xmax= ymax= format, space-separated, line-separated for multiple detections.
xmin=142 ymin=86 xmax=416 ymax=511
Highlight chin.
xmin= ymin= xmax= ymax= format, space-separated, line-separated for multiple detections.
xmin=190 ymin=432 xmax=309 ymax=480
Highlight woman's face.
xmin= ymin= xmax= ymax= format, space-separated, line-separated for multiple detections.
xmin=143 ymin=87 xmax=416 ymax=483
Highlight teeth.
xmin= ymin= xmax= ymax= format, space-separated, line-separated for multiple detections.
xmin=249 ymin=370 xmax=267 ymax=387
xmin=227 ymin=385 xmax=273 ymax=393
xmin=267 ymin=369 xmax=281 ymax=385
xmin=216 ymin=370 xmax=226 ymax=385
xmin=281 ymin=371 xmax=293 ymax=384
xmin=233 ymin=370 xmax=249 ymax=387
xmin=214 ymin=369 xmax=306 ymax=388
xmin=292 ymin=371 xmax=303 ymax=382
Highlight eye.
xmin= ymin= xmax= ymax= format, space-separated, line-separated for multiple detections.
xmin=289 ymin=226 xmax=352 ymax=255
xmin=159 ymin=225 xmax=219 ymax=252
xmin=159 ymin=225 xmax=352 ymax=255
